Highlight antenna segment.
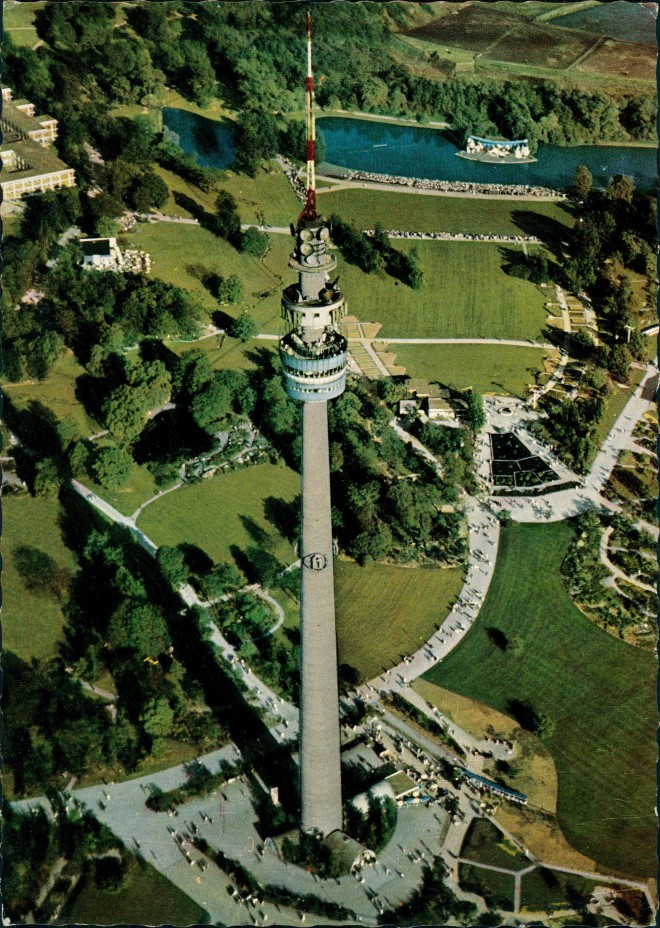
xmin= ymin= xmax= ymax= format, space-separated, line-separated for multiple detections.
xmin=298 ymin=11 xmax=317 ymax=226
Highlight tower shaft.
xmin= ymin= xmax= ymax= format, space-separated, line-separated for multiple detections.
xmin=299 ymin=399 xmax=343 ymax=835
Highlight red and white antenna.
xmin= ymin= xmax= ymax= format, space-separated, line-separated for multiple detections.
xmin=298 ymin=10 xmax=317 ymax=226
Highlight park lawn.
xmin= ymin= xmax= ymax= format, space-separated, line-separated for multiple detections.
xmin=154 ymin=161 xmax=299 ymax=228
xmin=2 ymin=495 xmax=77 ymax=662
xmin=79 ymin=457 xmax=168 ymax=519
xmin=124 ymin=222 xmax=283 ymax=333
xmin=460 ymin=818 xmax=530 ymax=872
xmin=334 ymin=240 xmax=550 ymax=341
xmin=170 ymin=335 xmax=278 ymax=372
xmin=459 ymin=862 xmax=516 ymax=911
xmin=519 ymin=867 xmax=600 ymax=912
xmin=137 ymin=461 xmax=299 ymax=570
xmin=412 ymin=679 xmax=518 ymax=739
xmin=423 ymin=521 xmax=656 ymax=879
xmin=385 ymin=343 xmax=558 ymax=397
xmin=333 ymin=559 xmax=464 ymax=682
xmin=4 ymin=0 xmax=45 ymax=45
xmin=317 ymin=188 xmax=574 ymax=238
xmin=4 ymin=351 xmax=101 ymax=438
xmin=63 ymin=856 xmax=207 ymax=927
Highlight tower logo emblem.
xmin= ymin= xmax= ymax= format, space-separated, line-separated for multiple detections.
xmin=302 ymin=552 xmax=327 ymax=571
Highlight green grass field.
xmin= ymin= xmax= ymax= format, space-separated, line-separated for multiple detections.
xmin=335 ymin=240 xmax=550 ymax=340
xmin=155 ymin=161 xmax=299 ymax=228
xmin=2 ymin=495 xmax=77 ymax=661
xmin=318 ymin=188 xmax=574 ymax=238
xmin=79 ymin=457 xmax=167 ymax=518
xmin=124 ymin=222 xmax=284 ymax=332
xmin=461 ymin=818 xmax=530 ymax=871
xmin=170 ymin=335 xmax=278 ymax=373
xmin=4 ymin=0 xmax=45 ymax=45
xmin=4 ymin=352 xmax=101 ymax=439
xmin=459 ymin=862 xmax=516 ymax=911
xmin=387 ymin=343 xmax=557 ymax=396
xmin=137 ymin=461 xmax=299 ymax=569
xmin=589 ymin=367 xmax=645 ymax=463
xmin=63 ymin=857 xmax=207 ymax=927
xmin=423 ymin=521 xmax=656 ymax=878
xmin=519 ymin=867 xmax=599 ymax=912
xmin=333 ymin=560 xmax=464 ymax=682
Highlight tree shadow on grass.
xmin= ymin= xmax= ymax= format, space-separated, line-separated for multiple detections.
xmin=263 ymin=495 xmax=300 ymax=544
xmin=173 ymin=191 xmax=217 ymax=234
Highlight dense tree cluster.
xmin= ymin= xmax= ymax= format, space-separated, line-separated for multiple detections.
xmin=330 ymin=217 xmax=424 ymax=289
xmin=344 ymin=793 xmax=398 ymax=851
xmin=532 ymin=394 xmax=604 ymax=474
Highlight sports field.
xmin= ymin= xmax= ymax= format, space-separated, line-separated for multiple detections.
xmin=334 ymin=560 xmax=464 ymax=682
xmin=318 ymin=188 xmax=574 ymax=238
xmin=63 ymin=857 xmax=207 ymax=927
xmin=2 ymin=496 xmax=77 ymax=661
xmin=386 ymin=343 xmax=557 ymax=397
xmin=137 ymin=461 xmax=299 ymax=569
xmin=4 ymin=352 xmax=101 ymax=439
xmin=423 ymin=521 xmax=656 ymax=878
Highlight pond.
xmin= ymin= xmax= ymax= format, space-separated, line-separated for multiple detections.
xmin=317 ymin=116 xmax=657 ymax=190
xmin=162 ymin=107 xmax=235 ymax=169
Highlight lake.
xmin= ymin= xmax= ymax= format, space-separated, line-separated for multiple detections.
xmin=162 ymin=107 xmax=656 ymax=190
xmin=318 ymin=117 xmax=657 ymax=190
xmin=163 ymin=107 xmax=235 ymax=169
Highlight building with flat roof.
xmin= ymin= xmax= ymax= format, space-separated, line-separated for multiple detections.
xmin=1 ymin=88 xmax=75 ymax=200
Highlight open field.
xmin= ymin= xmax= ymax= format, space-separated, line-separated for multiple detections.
xmin=137 ymin=461 xmax=299 ymax=569
xmin=385 ymin=343 xmax=557 ymax=397
xmin=333 ymin=560 xmax=464 ymax=682
xmin=124 ymin=222 xmax=284 ymax=332
xmin=459 ymin=862 xmax=515 ymax=911
xmin=170 ymin=335 xmax=277 ymax=372
xmin=4 ymin=351 xmax=101 ymax=439
xmin=132 ymin=226 xmax=549 ymax=342
xmin=461 ymin=818 xmax=530 ymax=871
xmin=519 ymin=867 xmax=599 ymax=912
xmin=409 ymin=6 xmax=521 ymax=54
xmin=2 ymin=496 xmax=77 ymax=662
xmin=555 ymin=1 xmax=657 ymax=44
xmin=79 ymin=456 xmax=166 ymax=519
xmin=338 ymin=241 xmax=549 ymax=341
xmin=62 ymin=856 xmax=207 ymax=927
xmin=423 ymin=521 xmax=656 ymax=879
xmin=412 ymin=679 xmax=518 ymax=738
xmin=574 ymin=37 xmax=656 ymax=83
xmin=155 ymin=161 xmax=299 ymax=228
xmin=488 ymin=23 xmax=597 ymax=70
xmin=319 ymin=188 xmax=574 ymax=237
xmin=3 ymin=0 xmax=44 ymax=45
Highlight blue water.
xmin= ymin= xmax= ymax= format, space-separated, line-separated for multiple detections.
xmin=163 ymin=107 xmax=235 ymax=169
xmin=318 ymin=117 xmax=657 ymax=190
xmin=162 ymin=108 xmax=656 ymax=190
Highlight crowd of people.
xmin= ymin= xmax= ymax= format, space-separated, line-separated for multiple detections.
xmin=341 ymin=169 xmax=566 ymax=199
xmin=364 ymin=229 xmax=542 ymax=243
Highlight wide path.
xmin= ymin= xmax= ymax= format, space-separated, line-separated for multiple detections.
xmin=359 ymin=497 xmax=499 ymax=694
xmin=316 ymin=177 xmax=564 ymax=202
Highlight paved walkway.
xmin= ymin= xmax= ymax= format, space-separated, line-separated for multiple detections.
xmin=389 ymin=418 xmax=444 ymax=478
xmin=599 ymin=526 xmax=656 ymax=593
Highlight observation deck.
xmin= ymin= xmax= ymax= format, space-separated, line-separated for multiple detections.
xmin=280 ymin=330 xmax=348 ymax=402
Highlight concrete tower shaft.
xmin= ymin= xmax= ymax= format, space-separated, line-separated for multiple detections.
xmin=299 ymin=398 xmax=343 ymax=835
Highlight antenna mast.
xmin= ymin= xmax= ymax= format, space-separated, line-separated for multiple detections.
xmin=298 ymin=11 xmax=317 ymax=226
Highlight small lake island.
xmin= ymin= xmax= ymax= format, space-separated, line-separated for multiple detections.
xmin=457 ymin=135 xmax=537 ymax=165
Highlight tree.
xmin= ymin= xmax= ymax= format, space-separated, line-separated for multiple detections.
xmin=464 ymin=391 xmax=485 ymax=432
xmin=573 ymin=164 xmax=593 ymax=199
xmin=67 ymin=440 xmax=90 ymax=477
xmin=241 ymin=227 xmax=269 ymax=257
xmin=200 ymin=562 xmax=244 ymax=600
xmin=607 ymin=174 xmax=635 ymax=203
xmin=229 ymin=313 xmax=257 ymax=342
xmin=33 ymin=458 xmax=60 ymax=498
xmin=139 ymin=696 xmax=174 ymax=739
xmin=214 ymin=190 xmax=242 ymax=246
xmin=130 ymin=171 xmax=169 ymax=212
xmin=215 ymin=274 xmax=243 ymax=304
xmin=107 ymin=601 xmax=171 ymax=658
xmin=157 ymin=545 xmax=190 ymax=588
xmin=608 ymin=344 xmax=631 ymax=384
xmin=190 ymin=375 xmax=234 ymax=432
xmin=92 ymin=445 xmax=133 ymax=490
xmin=102 ymin=385 xmax=147 ymax=446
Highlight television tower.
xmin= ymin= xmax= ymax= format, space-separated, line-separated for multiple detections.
xmin=279 ymin=12 xmax=347 ymax=836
